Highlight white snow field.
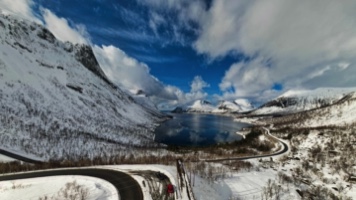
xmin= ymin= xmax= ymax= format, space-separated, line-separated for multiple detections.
xmin=0 ymin=154 xmax=16 ymax=163
xmin=0 ymin=175 xmax=118 ymax=200
xmin=185 ymin=98 xmax=253 ymax=114
xmin=187 ymin=100 xmax=216 ymax=113
xmin=0 ymin=165 xmax=186 ymax=200
xmin=0 ymin=164 xmax=289 ymax=200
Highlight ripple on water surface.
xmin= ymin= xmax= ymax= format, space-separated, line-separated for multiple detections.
xmin=154 ymin=113 xmax=250 ymax=147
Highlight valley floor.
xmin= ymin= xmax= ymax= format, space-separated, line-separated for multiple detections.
xmin=1 ymin=127 xmax=355 ymax=200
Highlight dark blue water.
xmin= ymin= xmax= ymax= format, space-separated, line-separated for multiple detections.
xmin=154 ymin=113 xmax=250 ymax=146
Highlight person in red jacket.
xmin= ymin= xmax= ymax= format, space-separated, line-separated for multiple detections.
xmin=167 ymin=183 xmax=174 ymax=194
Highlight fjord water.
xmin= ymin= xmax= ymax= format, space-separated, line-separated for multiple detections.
xmin=154 ymin=113 xmax=250 ymax=146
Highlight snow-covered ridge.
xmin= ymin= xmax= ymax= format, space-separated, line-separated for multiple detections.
xmin=0 ymin=13 xmax=161 ymax=160
xmin=253 ymin=87 xmax=356 ymax=115
xmin=174 ymin=99 xmax=253 ymax=114
xmin=215 ymin=99 xmax=253 ymax=113
xmin=186 ymin=100 xmax=215 ymax=113
xmin=302 ymin=91 xmax=356 ymax=127
xmin=260 ymin=91 xmax=356 ymax=128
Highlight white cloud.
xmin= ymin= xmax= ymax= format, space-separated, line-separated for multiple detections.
xmin=39 ymin=9 xmax=180 ymax=102
xmin=0 ymin=0 xmax=40 ymax=23
xmin=338 ymin=62 xmax=350 ymax=70
xmin=158 ymin=76 xmax=211 ymax=109
xmin=194 ymin=0 xmax=249 ymax=58
xmin=219 ymin=58 xmax=274 ymax=98
xmin=0 ymin=1 xmax=209 ymax=107
xmin=0 ymin=1 xmax=88 ymax=44
xmin=308 ymin=66 xmax=332 ymax=80
xmin=149 ymin=11 xmax=166 ymax=36
xmin=41 ymin=8 xmax=89 ymax=44
xmin=93 ymin=45 xmax=177 ymax=100
xmin=138 ymin=0 xmax=207 ymax=44
xmin=195 ymin=0 xmax=356 ymax=100
xmin=190 ymin=76 xmax=210 ymax=93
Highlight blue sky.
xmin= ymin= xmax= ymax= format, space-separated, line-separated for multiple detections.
xmin=33 ymin=0 xmax=235 ymax=96
xmin=2 ymin=0 xmax=356 ymax=109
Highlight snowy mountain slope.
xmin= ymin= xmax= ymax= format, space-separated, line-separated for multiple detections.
xmin=0 ymin=13 xmax=162 ymax=160
xmin=130 ymin=90 xmax=162 ymax=116
xmin=186 ymin=100 xmax=215 ymax=113
xmin=252 ymin=88 xmax=356 ymax=115
xmin=214 ymin=99 xmax=254 ymax=113
xmin=261 ymin=91 xmax=356 ymax=127
xmin=234 ymin=99 xmax=254 ymax=111
xmin=178 ymin=99 xmax=253 ymax=114
xmin=299 ymin=91 xmax=356 ymax=127
xmin=215 ymin=101 xmax=241 ymax=113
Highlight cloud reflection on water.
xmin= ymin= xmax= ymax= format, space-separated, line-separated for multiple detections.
xmin=154 ymin=113 xmax=249 ymax=146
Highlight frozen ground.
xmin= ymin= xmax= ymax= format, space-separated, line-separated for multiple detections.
xmin=0 ymin=175 xmax=118 ymax=200
xmin=0 ymin=165 xmax=182 ymax=200
xmin=2 ymin=127 xmax=353 ymax=199
xmin=0 ymin=164 xmax=287 ymax=200
xmin=0 ymin=154 xmax=16 ymax=163
xmin=0 ymin=131 xmax=297 ymax=200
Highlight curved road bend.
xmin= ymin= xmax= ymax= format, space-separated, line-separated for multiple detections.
xmin=205 ymin=128 xmax=289 ymax=162
xmin=0 ymin=168 xmax=143 ymax=200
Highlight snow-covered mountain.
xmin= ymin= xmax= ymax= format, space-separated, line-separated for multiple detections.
xmin=215 ymin=99 xmax=254 ymax=113
xmin=260 ymin=91 xmax=356 ymax=128
xmin=302 ymin=91 xmax=356 ymax=127
xmin=234 ymin=99 xmax=254 ymax=111
xmin=186 ymin=100 xmax=215 ymax=113
xmin=130 ymin=90 xmax=161 ymax=115
xmin=252 ymin=88 xmax=356 ymax=115
xmin=177 ymin=99 xmax=253 ymax=114
xmin=0 ymin=13 xmax=163 ymax=160
xmin=215 ymin=101 xmax=241 ymax=113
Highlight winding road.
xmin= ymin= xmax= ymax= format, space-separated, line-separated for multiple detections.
xmin=0 ymin=149 xmax=143 ymax=200
xmin=205 ymin=127 xmax=289 ymax=162
xmin=0 ymin=168 xmax=143 ymax=200
xmin=0 ymin=128 xmax=289 ymax=200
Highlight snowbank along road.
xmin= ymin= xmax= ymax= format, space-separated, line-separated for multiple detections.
xmin=0 ymin=168 xmax=143 ymax=200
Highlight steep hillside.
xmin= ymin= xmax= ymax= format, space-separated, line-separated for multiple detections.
xmin=186 ymin=100 xmax=215 ymax=113
xmin=215 ymin=100 xmax=241 ymax=113
xmin=259 ymin=91 xmax=356 ymax=128
xmin=234 ymin=99 xmax=254 ymax=111
xmin=252 ymin=88 xmax=356 ymax=115
xmin=214 ymin=99 xmax=253 ymax=113
xmin=0 ymin=14 xmax=162 ymax=160
xmin=184 ymin=99 xmax=253 ymax=114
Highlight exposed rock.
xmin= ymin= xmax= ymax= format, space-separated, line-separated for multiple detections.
xmin=73 ymin=44 xmax=116 ymax=88
xmin=37 ymin=27 xmax=56 ymax=44
xmin=171 ymin=107 xmax=184 ymax=113
xmin=66 ymin=84 xmax=83 ymax=93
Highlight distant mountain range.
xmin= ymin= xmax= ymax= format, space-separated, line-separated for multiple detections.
xmin=173 ymin=87 xmax=356 ymax=128
xmin=251 ymin=87 xmax=356 ymax=115
xmin=172 ymin=99 xmax=254 ymax=114
xmin=238 ymin=87 xmax=356 ymax=128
